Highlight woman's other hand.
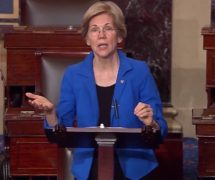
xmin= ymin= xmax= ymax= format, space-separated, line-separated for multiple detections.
xmin=25 ymin=92 xmax=54 ymax=113
xmin=134 ymin=102 xmax=153 ymax=125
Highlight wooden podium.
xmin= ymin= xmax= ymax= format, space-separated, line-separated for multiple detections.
xmin=45 ymin=127 xmax=158 ymax=180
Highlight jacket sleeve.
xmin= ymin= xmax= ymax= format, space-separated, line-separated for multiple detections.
xmin=139 ymin=63 xmax=168 ymax=139
xmin=56 ymin=67 xmax=76 ymax=127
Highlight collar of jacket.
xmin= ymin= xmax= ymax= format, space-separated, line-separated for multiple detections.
xmin=77 ymin=49 xmax=133 ymax=80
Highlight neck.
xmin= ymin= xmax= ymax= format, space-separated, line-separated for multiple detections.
xmin=93 ymin=54 xmax=119 ymax=71
xmin=93 ymin=53 xmax=119 ymax=87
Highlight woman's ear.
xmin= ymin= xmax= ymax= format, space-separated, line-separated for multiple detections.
xmin=85 ymin=36 xmax=90 ymax=46
xmin=86 ymin=38 xmax=90 ymax=46
xmin=117 ymin=36 xmax=123 ymax=44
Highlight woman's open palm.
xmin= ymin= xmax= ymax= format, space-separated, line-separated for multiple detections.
xmin=25 ymin=92 xmax=54 ymax=112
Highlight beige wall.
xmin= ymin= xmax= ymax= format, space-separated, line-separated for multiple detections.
xmin=172 ymin=0 xmax=211 ymax=137
xmin=0 ymin=0 xmax=211 ymax=137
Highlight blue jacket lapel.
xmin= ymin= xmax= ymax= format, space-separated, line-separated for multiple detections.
xmin=114 ymin=51 xmax=133 ymax=100
xmin=77 ymin=52 xmax=99 ymax=125
xmin=111 ymin=51 xmax=133 ymax=124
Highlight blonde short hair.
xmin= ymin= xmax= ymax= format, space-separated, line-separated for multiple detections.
xmin=81 ymin=1 xmax=127 ymax=39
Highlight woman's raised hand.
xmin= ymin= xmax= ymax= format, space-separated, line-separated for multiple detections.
xmin=25 ymin=92 xmax=54 ymax=113
xmin=26 ymin=92 xmax=57 ymax=126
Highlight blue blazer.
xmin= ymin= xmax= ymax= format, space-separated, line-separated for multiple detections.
xmin=50 ymin=50 xmax=167 ymax=180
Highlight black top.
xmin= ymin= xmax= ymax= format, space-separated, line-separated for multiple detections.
xmin=96 ymin=84 xmax=115 ymax=127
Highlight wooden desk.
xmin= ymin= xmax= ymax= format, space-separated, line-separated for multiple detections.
xmin=193 ymin=27 xmax=215 ymax=178
xmin=192 ymin=108 xmax=215 ymax=178
xmin=4 ymin=27 xmax=90 ymax=179
xmin=4 ymin=108 xmax=58 ymax=177
xmin=202 ymin=27 xmax=215 ymax=107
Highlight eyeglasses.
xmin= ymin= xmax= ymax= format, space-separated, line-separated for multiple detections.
xmin=88 ymin=25 xmax=117 ymax=36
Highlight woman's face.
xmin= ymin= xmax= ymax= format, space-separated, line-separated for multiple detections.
xmin=86 ymin=13 xmax=122 ymax=59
